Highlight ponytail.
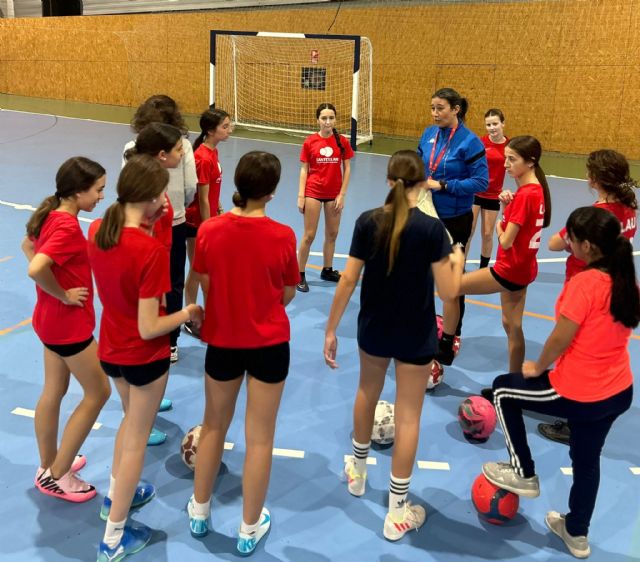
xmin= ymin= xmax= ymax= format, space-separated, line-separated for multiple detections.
xmin=534 ymin=164 xmax=552 ymax=228
xmin=332 ymin=127 xmax=345 ymax=157
xmin=600 ymin=236 xmax=640 ymax=328
xmin=26 ymin=195 xmax=60 ymax=239
xmin=387 ymin=179 xmax=411 ymax=274
xmin=609 ymin=180 xmax=638 ymax=210
xmin=232 ymin=191 xmax=247 ymax=209
xmin=192 ymin=131 xmax=206 ymax=152
xmin=94 ymin=202 xmax=126 ymax=251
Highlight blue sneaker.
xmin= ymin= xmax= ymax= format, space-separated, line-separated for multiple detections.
xmin=147 ymin=427 xmax=166 ymax=446
xmin=100 ymin=483 xmax=156 ymax=521
xmin=237 ymin=507 xmax=271 ymax=556
xmin=158 ymin=398 xmax=172 ymax=412
xmin=97 ymin=523 xmax=151 ymax=562
xmin=187 ymin=495 xmax=211 ymax=538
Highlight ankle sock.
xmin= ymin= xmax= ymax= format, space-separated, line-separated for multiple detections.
xmin=107 ymin=475 xmax=116 ymax=499
xmin=103 ymin=517 xmax=126 ymax=549
xmin=240 ymin=517 xmax=260 ymax=536
xmin=191 ymin=495 xmax=211 ymax=517
xmin=480 ymin=255 xmax=490 ymax=268
xmin=299 ymin=271 xmax=306 ymax=280
xmin=351 ymin=438 xmax=370 ymax=474
xmin=389 ymin=473 xmax=411 ymax=520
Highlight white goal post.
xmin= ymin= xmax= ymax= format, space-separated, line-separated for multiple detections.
xmin=209 ymin=31 xmax=373 ymax=149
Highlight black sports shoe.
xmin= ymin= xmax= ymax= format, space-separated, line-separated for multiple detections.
xmin=296 ymin=278 xmax=309 ymax=293
xmin=480 ymin=388 xmax=494 ymax=403
xmin=183 ymin=321 xmax=201 ymax=339
xmin=538 ymin=420 xmax=570 ymax=445
xmin=436 ymin=338 xmax=455 ymax=366
xmin=320 ymin=268 xmax=341 ymax=282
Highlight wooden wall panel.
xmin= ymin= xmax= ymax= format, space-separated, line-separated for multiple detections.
xmin=0 ymin=0 xmax=638 ymax=157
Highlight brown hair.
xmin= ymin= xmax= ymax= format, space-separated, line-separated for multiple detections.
xmin=94 ymin=155 xmax=169 ymax=250
xmin=130 ymin=94 xmax=187 ymax=135
xmin=232 ymin=151 xmax=281 ymax=208
xmin=124 ymin=123 xmax=182 ymax=161
xmin=193 ymin=108 xmax=230 ymax=151
xmin=586 ymin=149 xmax=638 ymax=210
xmin=26 ymin=157 xmax=105 ymax=239
xmin=507 ymin=135 xmax=552 ymax=228
xmin=374 ymin=150 xmax=426 ymax=274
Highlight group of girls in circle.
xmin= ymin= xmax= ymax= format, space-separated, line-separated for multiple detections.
xmin=21 ymin=84 xmax=637 ymax=561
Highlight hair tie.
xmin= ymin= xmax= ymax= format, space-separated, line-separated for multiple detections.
xmin=116 ymin=197 xmax=124 ymax=204
xmin=54 ymin=192 xmax=62 ymax=199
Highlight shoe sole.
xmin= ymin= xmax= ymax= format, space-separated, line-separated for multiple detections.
xmin=482 ymin=466 xmax=540 ymax=498
xmin=545 ymin=514 xmax=591 ymax=558
xmin=100 ymin=489 xmax=157 ymax=521
xmin=37 ymin=484 xmax=97 ymax=503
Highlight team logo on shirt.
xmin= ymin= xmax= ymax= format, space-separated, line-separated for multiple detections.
xmin=320 ymin=146 xmax=334 ymax=157
xmin=317 ymin=145 xmax=340 ymax=164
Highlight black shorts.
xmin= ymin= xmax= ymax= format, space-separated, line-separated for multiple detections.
xmin=185 ymin=223 xmax=199 ymax=238
xmin=205 ymin=342 xmax=289 ymax=384
xmin=441 ymin=211 xmax=473 ymax=250
xmin=308 ymin=196 xmax=335 ymax=203
xmin=395 ymin=354 xmax=435 ymax=366
xmin=473 ymin=195 xmax=500 ymax=211
xmin=100 ymin=358 xmax=170 ymax=386
xmin=43 ymin=336 xmax=94 ymax=358
xmin=490 ymin=267 xmax=527 ymax=292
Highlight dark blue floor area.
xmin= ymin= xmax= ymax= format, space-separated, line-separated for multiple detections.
xmin=0 ymin=110 xmax=638 ymax=561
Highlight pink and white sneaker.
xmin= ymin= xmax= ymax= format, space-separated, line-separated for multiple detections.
xmin=35 ymin=468 xmax=96 ymax=503
xmin=35 ymin=454 xmax=87 ymax=486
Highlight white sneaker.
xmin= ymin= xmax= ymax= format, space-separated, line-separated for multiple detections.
xmin=170 ymin=346 xmax=178 ymax=363
xmin=545 ymin=511 xmax=591 ymax=558
xmin=383 ymin=502 xmax=426 ymax=541
xmin=344 ymin=457 xmax=366 ymax=497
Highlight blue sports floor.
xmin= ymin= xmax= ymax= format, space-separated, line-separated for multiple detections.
xmin=0 ymin=109 xmax=639 ymax=562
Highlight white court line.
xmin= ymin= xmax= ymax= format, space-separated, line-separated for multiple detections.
xmin=344 ymin=454 xmax=377 ymax=466
xmin=12 ymin=407 xmax=102 ymax=430
xmin=630 ymin=467 xmax=640 ymax=475
xmin=273 ymin=448 xmax=305 ymax=459
xmin=224 ymin=442 xmax=234 ymax=451
xmin=417 ymin=460 xmax=450 ymax=471
xmin=560 ymin=467 xmax=573 ymax=476
xmin=0 ymin=199 xmax=93 ymax=223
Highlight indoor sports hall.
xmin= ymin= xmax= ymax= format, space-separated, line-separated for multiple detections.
xmin=1 ymin=1 xmax=639 ymax=561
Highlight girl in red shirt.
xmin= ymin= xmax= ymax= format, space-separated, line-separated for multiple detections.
xmin=90 ymin=155 xmax=202 ymax=561
xmin=187 ymin=151 xmax=298 ymax=556
xmin=22 ymin=157 xmax=111 ymax=503
xmin=539 ymin=150 xmax=638 ymax=445
xmin=483 ymin=206 xmax=637 ymax=559
xmin=184 ymin=108 xmax=233 ymax=335
xmin=296 ymin=102 xmax=354 ymax=292
xmin=439 ymin=136 xmax=551 ymax=373
xmin=468 ymin=108 xmax=509 ymax=268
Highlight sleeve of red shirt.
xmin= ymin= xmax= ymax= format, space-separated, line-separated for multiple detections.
xmin=192 ymin=224 xmax=208 ymax=275
xmin=300 ymin=139 xmax=310 ymax=163
xmin=38 ymin=220 xmax=82 ymax=266
xmin=139 ymin=244 xmax=171 ymax=299
xmin=505 ymin=190 xmax=529 ymax=227
xmin=282 ymin=228 xmax=300 ymax=286
xmin=557 ymin=273 xmax=591 ymax=326
xmin=341 ymin=135 xmax=355 ymax=160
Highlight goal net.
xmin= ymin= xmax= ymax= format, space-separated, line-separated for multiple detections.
xmin=210 ymin=31 xmax=373 ymax=148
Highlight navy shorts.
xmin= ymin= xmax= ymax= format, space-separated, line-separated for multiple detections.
xmin=205 ymin=342 xmax=289 ymax=384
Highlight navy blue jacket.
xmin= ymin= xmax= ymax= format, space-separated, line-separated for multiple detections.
xmin=417 ymin=122 xmax=488 ymax=218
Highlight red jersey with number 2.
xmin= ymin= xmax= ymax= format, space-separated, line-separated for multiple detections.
xmin=493 ymin=183 xmax=544 ymax=286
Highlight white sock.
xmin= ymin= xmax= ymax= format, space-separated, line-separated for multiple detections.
xmin=107 ymin=475 xmax=116 ymax=499
xmin=103 ymin=518 xmax=126 ymax=549
xmin=240 ymin=517 xmax=260 ymax=537
xmin=190 ymin=495 xmax=211 ymax=517
xmin=351 ymin=438 xmax=371 ymax=475
xmin=388 ymin=473 xmax=411 ymax=521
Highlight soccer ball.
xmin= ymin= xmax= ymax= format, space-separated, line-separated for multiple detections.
xmin=427 ymin=360 xmax=445 ymax=390
xmin=458 ymin=396 xmax=497 ymax=441
xmin=371 ymin=400 xmax=395 ymax=445
xmin=471 ymin=473 xmax=519 ymax=525
xmin=180 ymin=424 xmax=201 ymax=470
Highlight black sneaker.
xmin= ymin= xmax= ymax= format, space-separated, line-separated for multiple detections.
xmin=538 ymin=420 xmax=570 ymax=445
xmin=183 ymin=321 xmax=201 ymax=339
xmin=480 ymin=387 xmax=494 ymax=403
xmin=436 ymin=338 xmax=455 ymax=366
xmin=296 ymin=278 xmax=309 ymax=293
xmin=320 ymin=268 xmax=341 ymax=282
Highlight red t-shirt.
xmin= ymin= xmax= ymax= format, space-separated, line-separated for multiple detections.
xmin=88 ymin=221 xmax=171 ymax=365
xmin=186 ymin=144 xmax=222 ymax=228
xmin=558 ymin=201 xmax=637 ymax=281
xmin=193 ymin=212 xmax=299 ymax=348
xmin=493 ymin=183 xmax=544 ymax=286
xmin=300 ymin=133 xmax=354 ymax=199
xmin=31 ymin=211 xmax=95 ymax=345
xmin=550 ymin=269 xmax=633 ymax=402
xmin=477 ymin=135 xmax=508 ymax=199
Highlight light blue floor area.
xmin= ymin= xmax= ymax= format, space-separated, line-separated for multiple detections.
xmin=0 ymin=109 xmax=639 ymax=561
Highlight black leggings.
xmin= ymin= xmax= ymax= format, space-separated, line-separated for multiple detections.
xmin=167 ymin=222 xmax=187 ymax=347
xmin=492 ymin=371 xmax=632 ymax=537
xmin=441 ymin=212 xmax=473 ymax=336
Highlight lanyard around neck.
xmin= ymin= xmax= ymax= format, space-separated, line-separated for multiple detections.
xmin=428 ymin=126 xmax=457 ymax=178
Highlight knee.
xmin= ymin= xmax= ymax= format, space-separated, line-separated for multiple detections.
xmin=301 ymin=232 xmax=316 ymax=246
xmin=325 ymin=229 xmax=339 ymax=243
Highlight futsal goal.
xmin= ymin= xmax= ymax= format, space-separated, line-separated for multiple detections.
xmin=209 ymin=31 xmax=373 ymax=149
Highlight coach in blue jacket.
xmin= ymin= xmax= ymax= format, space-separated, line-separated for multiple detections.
xmin=417 ymin=87 xmax=488 ymax=365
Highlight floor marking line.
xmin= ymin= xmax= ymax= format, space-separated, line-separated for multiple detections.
xmin=630 ymin=467 xmax=640 ymax=475
xmin=344 ymin=454 xmax=377 ymax=466
xmin=0 ymin=256 xmax=14 ymax=263
xmin=224 ymin=442 xmax=234 ymax=451
xmin=273 ymin=448 xmax=305 ymax=459
xmin=417 ymin=460 xmax=450 ymax=471
xmin=0 ymin=318 xmax=32 ymax=336
xmin=12 ymin=407 xmax=101 ymax=429
xmin=560 ymin=467 xmax=573 ymax=475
